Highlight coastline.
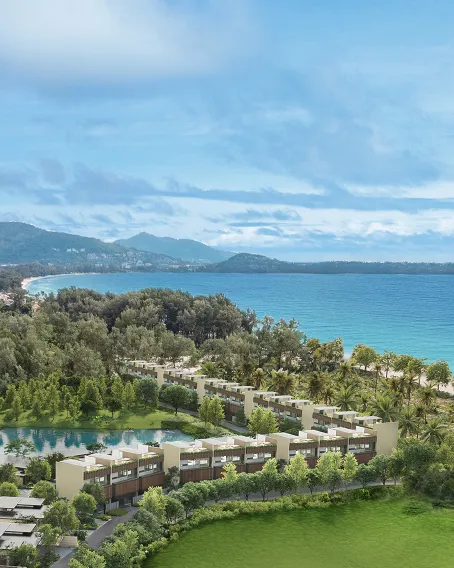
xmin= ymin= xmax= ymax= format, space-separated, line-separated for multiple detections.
xmin=21 ymin=272 xmax=99 ymax=292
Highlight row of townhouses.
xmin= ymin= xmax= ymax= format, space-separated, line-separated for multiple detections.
xmin=55 ymin=361 xmax=399 ymax=503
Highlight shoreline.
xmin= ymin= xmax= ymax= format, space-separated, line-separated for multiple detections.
xmin=21 ymin=272 xmax=99 ymax=292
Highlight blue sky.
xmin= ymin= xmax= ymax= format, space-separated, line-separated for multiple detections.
xmin=1 ymin=0 xmax=454 ymax=261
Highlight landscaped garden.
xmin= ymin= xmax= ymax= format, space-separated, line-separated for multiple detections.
xmin=150 ymin=497 xmax=454 ymax=568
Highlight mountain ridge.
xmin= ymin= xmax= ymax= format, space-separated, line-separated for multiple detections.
xmin=115 ymin=232 xmax=233 ymax=263
xmin=0 ymin=222 xmax=180 ymax=267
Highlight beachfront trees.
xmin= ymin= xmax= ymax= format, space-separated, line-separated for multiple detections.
xmin=159 ymin=384 xmax=190 ymax=415
xmin=352 ymin=344 xmax=377 ymax=372
xmin=380 ymin=351 xmax=397 ymax=379
xmin=248 ymin=406 xmax=279 ymax=435
xmin=426 ymin=360 xmax=451 ymax=391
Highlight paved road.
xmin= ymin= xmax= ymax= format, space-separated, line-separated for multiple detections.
xmin=52 ymin=508 xmax=136 ymax=568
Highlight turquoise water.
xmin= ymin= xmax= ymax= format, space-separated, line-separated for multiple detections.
xmin=0 ymin=427 xmax=191 ymax=460
xmin=28 ymin=272 xmax=454 ymax=366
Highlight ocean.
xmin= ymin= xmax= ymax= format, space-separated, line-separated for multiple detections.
xmin=27 ymin=272 xmax=454 ymax=367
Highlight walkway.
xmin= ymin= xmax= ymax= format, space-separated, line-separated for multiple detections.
xmin=52 ymin=508 xmax=136 ymax=568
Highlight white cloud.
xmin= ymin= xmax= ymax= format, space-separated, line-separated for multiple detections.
xmin=0 ymin=0 xmax=251 ymax=83
xmin=348 ymin=181 xmax=454 ymax=199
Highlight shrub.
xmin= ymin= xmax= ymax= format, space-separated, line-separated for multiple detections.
xmin=108 ymin=508 xmax=129 ymax=517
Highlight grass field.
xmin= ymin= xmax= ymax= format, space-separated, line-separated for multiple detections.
xmin=0 ymin=408 xmax=189 ymax=430
xmin=150 ymin=498 xmax=454 ymax=568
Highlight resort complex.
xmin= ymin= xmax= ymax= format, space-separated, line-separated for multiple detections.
xmin=56 ymin=360 xmax=398 ymax=504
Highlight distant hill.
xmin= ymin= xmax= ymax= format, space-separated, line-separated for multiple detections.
xmin=115 ymin=232 xmax=233 ymax=263
xmin=0 ymin=222 xmax=180 ymax=268
xmin=201 ymin=253 xmax=454 ymax=274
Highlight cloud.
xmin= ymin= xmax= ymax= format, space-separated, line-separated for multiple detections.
xmin=0 ymin=0 xmax=252 ymax=88
xmin=39 ymin=159 xmax=66 ymax=185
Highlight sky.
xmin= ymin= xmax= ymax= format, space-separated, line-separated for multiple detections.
xmin=1 ymin=0 xmax=454 ymax=261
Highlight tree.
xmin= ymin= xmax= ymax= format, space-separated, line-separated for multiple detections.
xmin=352 ymin=344 xmax=377 ymax=371
xmin=43 ymin=501 xmax=80 ymax=534
xmin=342 ymin=453 xmax=358 ymax=487
xmin=380 ymin=351 xmax=397 ymax=379
xmin=426 ymin=360 xmax=451 ymax=391
xmin=69 ymin=544 xmax=106 ymax=568
xmin=139 ymin=486 xmax=166 ymax=523
xmin=237 ymin=472 xmax=259 ymax=500
xmin=159 ymin=384 xmax=190 ymax=414
xmin=73 ymin=492 xmax=97 ymax=523
xmin=0 ymin=482 xmax=19 ymax=496
xmin=0 ymin=463 xmax=18 ymax=484
xmin=99 ymin=529 xmax=145 ymax=568
xmin=220 ymin=462 xmax=239 ymax=485
xmin=355 ymin=464 xmax=376 ymax=488
xmin=285 ymin=453 xmax=309 ymax=491
xmin=209 ymin=395 xmax=225 ymax=426
xmin=164 ymin=466 xmax=180 ymax=490
xmin=81 ymin=482 xmax=106 ymax=506
xmin=399 ymin=407 xmax=420 ymax=438
xmin=122 ymin=381 xmax=136 ymax=411
xmin=371 ymin=395 xmax=399 ymax=423
xmin=422 ymin=419 xmax=447 ymax=445
xmin=69 ymin=396 xmax=80 ymax=422
xmin=198 ymin=396 xmax=211 ymax=425
xmin=159 ymin=331 xmax=196 ymax=366
xmin=8 ymin=544 xmax=38 ymax=568
xmin=369 ymin=454 xmax=393 ymax=485
xmin=255 ymin=458 xmax=279 ymax=500
xmin=251 ymin=368 xmax=266 ymax=390
xmin=270 ymin=369 xmax=295 ymax=395
xmin=135 ymin=377 xmax=159 ymax=408
xmin=80 ymin=380 xmax=103 ymax=416
xmin=105 ymin=396 xmax=122 ymax=418
xmin=110 ymin=376 xmax=125 ymax=405
xmin=335 ymin=385 xmax=357 ymax=411
xmin=165 ymin=496 xmax=185 ymax=524
xmin=316 ymin=451 xmax=343 ymax=493
xmin=11 ymin=394 xmax=22 ymax=422
xmin=46 ymin=451 xmax=65 ymax=479
xmin=31 ymin=480 xmax=58 ymax=504
xmin=5 ymin=438 xmax=35 ymax=457
xmin=248 ymin=406 xmax=279 ymax=435
xmin=86 ymin=442 xmax=107 ymax=454
xmin=173 ymin=482 xmax=207 ymax=516
xmin=25 ymin=457 xmax=51 ymax=484
xmin=235 ymin=406 xmax=246 ymax=426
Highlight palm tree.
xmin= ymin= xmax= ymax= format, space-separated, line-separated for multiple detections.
xmin=251 ymin=368 xmax=266 ymax=390
xmin=371 ymin=395 xmax=399 ymax=423
xmin=372 ymin=361 xmax=383 ymax=396
xmin=358 ymin=393 xmax=369 ymax=413
xmin=418 ymin=386 xmax=436 ymax=423
xmin=308 ymin=372 xmax=325 ymax=402
xmin=421 ymin=419 xmax=447 ymax=445
xmin=337 ymin=362 xmax=351 ymax=383
xmin=399 ymin=407 xmax=420 ymax=438
xmin=322 ymin=383 xmax=335 ymax=405
xmin=404 ymin=371 xmax=419 ymax=406
xmin=269 ymin=369 xmax=295 ymax=395
xmin=201 ymin=361 xmax=218 ymax=378
xmin=335 ymin=385 xmax=358 ymax=411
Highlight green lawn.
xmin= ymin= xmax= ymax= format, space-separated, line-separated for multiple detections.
xmin=0 ymin=408 xmax=192 ymax=430
xmin=150 ymin=498 xmax=454 ymax=568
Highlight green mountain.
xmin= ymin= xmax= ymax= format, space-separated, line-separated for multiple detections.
xmin=0 ymin=222 xmax=180 ymax=267
xmin=201 ymin=253 xmax=454 ymax=274
xmin=115 ymin=232 xmax=233 ymax=263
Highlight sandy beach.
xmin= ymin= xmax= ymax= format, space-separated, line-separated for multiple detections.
xmin=21 ymin=275 xmax=48 ymax=290
xmin=21 ymin=272 xmax=99 ymax=292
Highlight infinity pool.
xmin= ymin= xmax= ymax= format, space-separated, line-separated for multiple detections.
xmin=0 ymin=427 xmax=191 ymax=461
